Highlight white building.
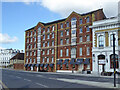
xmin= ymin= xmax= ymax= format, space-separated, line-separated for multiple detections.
xmin=90 ymin=17 xmax=120 ymax=75
xmin=0 ymin=49 xmax=23 ymax=67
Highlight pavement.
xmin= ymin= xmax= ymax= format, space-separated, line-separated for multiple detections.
xmin=1 ymin=68 xmax=120 ymax=89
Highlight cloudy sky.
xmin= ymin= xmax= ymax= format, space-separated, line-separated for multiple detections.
xmin=1 ymin=0 xmax=120 ymax=50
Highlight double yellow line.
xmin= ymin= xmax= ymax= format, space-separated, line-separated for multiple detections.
xmin=0 ymin=80 xmax=9 ymax=90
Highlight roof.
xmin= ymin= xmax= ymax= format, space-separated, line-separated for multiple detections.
xmin=10 ymin=53 xmax=24 ymax=60
xmin=25 ymin=8 xmax=106 ymax=31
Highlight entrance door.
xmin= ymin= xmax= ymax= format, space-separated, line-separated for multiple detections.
xmin=99 ymin=65 xmax=103 ymax=73
xmin=79 ymin=64 xmax=83 ymax=71
xmin=31 ymin=67 xmax=33 ymax=71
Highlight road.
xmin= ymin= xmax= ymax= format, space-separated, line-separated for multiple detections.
xmin=0 ymin=68 xmax=119 ymax=89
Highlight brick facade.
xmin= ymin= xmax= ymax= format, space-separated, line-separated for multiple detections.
xmin=25 ymin=9 xmax=106 ymax=72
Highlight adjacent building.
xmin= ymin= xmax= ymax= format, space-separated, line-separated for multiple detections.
xmin=10 ymin=53 xmax=24 ymax=70
xmin=90 ymin=17 xmax=120 ymax=75
xmin=24 ymin=9 xmax=106 ymax=73
xmin=0 ymin=49 xmax=23 ymax=68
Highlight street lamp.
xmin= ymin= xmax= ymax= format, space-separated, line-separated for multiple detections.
xmin=112 ymin=34 xmax=116 ymax=87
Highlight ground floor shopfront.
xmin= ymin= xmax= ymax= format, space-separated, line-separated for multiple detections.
xmin=24 ymin=58 xmax=92 ymax=73
xmin=92 ymin=47 xmax=120 ymax=75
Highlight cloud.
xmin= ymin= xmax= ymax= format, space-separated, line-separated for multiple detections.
xmin=40 ymin=0 xmax=119 ymax=17
xmin=0 ymin=46 xmax=5 ymax=49
xmin=0 ymin=33 xmax=18 ymax=44
xmin=2 ymin=0 xmax=120 ymax=17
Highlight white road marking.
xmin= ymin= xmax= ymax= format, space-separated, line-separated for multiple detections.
xmin=35 ymin=83 xmax=48 ymax=88
xmin=52 ymin=78 xmax=118 ymax=88
xmin=24 ymin=79 xmax=31 ymax=82
xmin=16 ymin=76 xmax=21 ymax=79
xmin=36 ymin=75 xmax=45 ymax=78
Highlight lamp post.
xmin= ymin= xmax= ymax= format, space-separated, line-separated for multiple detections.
xmin=113 ymin=34 xmax=116 ymax=87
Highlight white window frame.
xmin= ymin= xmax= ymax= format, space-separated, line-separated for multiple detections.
xmin=47 ymin=50 xmax=49 ymax=55
xmin=87 ymin=47 xmax=90 ymax=55
xmin=60 ymin=39 xmax=63 ymax=45
xmin=60 ymin=49 xmax=63 ymax=57
xmin=66 ymin=49 xmax=69 ymax=56
xmin=79 ymin=48 xmax=82 ymax=56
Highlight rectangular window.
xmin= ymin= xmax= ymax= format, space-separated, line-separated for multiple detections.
xmin=66 ymin=29 xmax=69 ymax=35
xmin=52 ymin=49 xmax=54 ymax=54
xmin=47 ymin=27 xmax=50 ymax=32
xmin=66 ymin=38 xmax=69 ymax=44
xmin=47 ymin=50 xmax=49 ymax=55
xmin=30 ymin=45 xmax=32 ymax=49
xmin=34 ymin=51 xmax=36 ymax=56
xmin=86 ymin=26 xmax=89 ymax=32
xmin=66 ymin=22 xmax=69 ymax=27
xmin=71 ymin=38 xmax=76 ymax=44
xmin=60 ymin=49 xmax=63 ymax=57
xmin=27 ymin=38 xmax=29 ymax=43
xmin=27 ymin=32 xmax=29 ymax=36
xmin=79 ymin=36 xmax=82 ymax=42
xmin=34 ymin=37 xmax=36 ymax=42
xmin=51 ymin=57 xmax=54 ymax=63
xmin=34 ymin=44 xmax=36 ymax=48
xmin=79 ymin=48 xmax=82 ymax=56
xmin=60 ymin=39 xmax=63 ymax=45
xmin=99 ymin=35 xmax=104 ymax=47
xmin=52 ymin=33 xmax=54 ymax=38
xmin=43 ymin=42 xmax=45 ymax=47
xmin=30 ymin=58 xmax=32 ymax=63
xmin=26 ymin=52 xmax=28 ymax=56
xmin=47 ymin=34 xmax=50 ymax=39
xmin=43 ymin=50 xmax=45 ymax=55
xmin=52 ymin=26 xmax=54 ymax=31
xmin=66 ymin=49 xmax=69 ymax=56
xmin=42 ymin=58 xmax=45 ymax=63
xmin=86 ymin=17 xmax=89 ymax=23
xmin=30 ymin=52 xmax=32 ymax=56
xmin=43 ymin=35 xmax=45 ymax=40
xmin=33 ymin=58 xmax=35 ymax=63
xmin=86 ymin=35 xmax=90 ymax=41
xmin=34 ymin=31 xmax=36 ymax=36
xmin=80 ymin=19 xmax=82 ymax=24
xmin=43 ymin=28 xmax=45 ymax=33
xmin=80 ymin=27 xmax=82 ymax=33
xmin=60 ymin=31 xmax=63 ymax=37
xmin=72 ymin=30 xmax=76 ymax=34
xmin=60 ymin=23 xmax=63 ymax=29
xmin=52 ymin=41 xmax=54 ymax=46
xmin=31 ymin=31 xmax=32 ymax=36
xmin=87 ymin=47 xmax=90 ymax=55
xmin=26 ymin=58 xmax=28 ymax=63
xmin=47 ymin=41 xmax=49 ymax=47
xmin=27 ymin=45 xmax=29 ymax=50
xmin=47 ymin=57 xmax=49 ymax=63
xmin=37 ymin=50 xmax=40 ymax=56
xmin=31 ymin=38 xmax=32 ymax=42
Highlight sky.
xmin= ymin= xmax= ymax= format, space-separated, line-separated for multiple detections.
xmin=0 ymin=0 xmax=120 ymax=51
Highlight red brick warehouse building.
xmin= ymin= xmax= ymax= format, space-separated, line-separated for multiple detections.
xmin=24 ymin=8 xmax=106 ymax=73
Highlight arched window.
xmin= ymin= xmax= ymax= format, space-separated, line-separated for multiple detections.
xmin=71 ymin=17 xmax=77 ymax=21
xmin=110 ymin=54 xmax=119 ymax=68
xmin=98 ymin=35 xmax=104 ymax=47
xmin=98 ymin=54 xmax=105 ymax=60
